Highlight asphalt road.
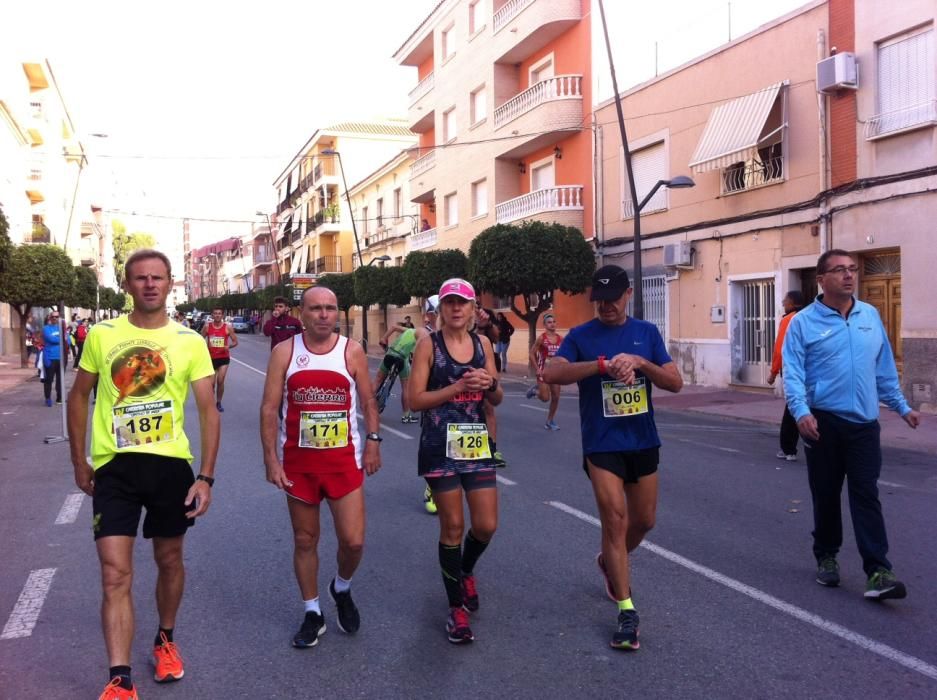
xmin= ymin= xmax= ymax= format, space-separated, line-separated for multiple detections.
xmin=1 ymin=331 xmax=935 ymax=698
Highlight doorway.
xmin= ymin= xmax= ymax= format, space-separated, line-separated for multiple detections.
xmin=859 ymin=252 xmax=901 ymax=372
xmin=733 ymin=278 xmax=776 ymax=385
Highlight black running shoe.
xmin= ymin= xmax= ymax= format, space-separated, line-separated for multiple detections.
xmin=446 ymin=606 xmax=474 ymax=644
xmin=329 ymin=578 xmax=361 ymax=634
xmin=292 ymin=611 xmax=326 ymax=648
xmin=461 ymin=575 xmax=479 ymax=613
xmin=610 ymin=609 xmax=640 ymax=650
xmin=865 ymin=568 xmax=907 ymax=601
xmin=816 ymin=556 xmax=840 ymax=587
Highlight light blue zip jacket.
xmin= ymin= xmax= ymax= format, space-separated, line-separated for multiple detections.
xmin=783 ymin=296 xmax=910 ymax=423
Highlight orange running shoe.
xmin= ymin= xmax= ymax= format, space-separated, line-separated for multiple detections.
xmin=98 ymin=677 xmax=138 ymax=700
xmin=153 ymin=631 xmax=185 ymax=683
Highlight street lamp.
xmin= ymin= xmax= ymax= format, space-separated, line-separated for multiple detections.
xmin=322 ymin=148 xmax=371 ymax=348
xmin=630 ymin=175 xmax=696 ymax=319
xmin=368 ymin=255 xmax=391 ymax=266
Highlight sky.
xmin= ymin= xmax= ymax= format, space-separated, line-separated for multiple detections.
xmin=4 ymin=0 xmax=811 ymax=252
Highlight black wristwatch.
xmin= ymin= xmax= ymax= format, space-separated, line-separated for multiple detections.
xmin=196 ymin=474 xmax=215 ymax=487
xmin=366 ymin=432 xmax=383 ymax=443
xmin=487 ymin=378 xmax=499 ymax=393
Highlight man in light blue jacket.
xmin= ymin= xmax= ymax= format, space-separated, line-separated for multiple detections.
xmin=783 ymin=249 xmax=920 ymax=601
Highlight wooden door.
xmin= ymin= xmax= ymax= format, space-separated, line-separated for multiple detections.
xmin=860 ymin=255 xmax=902 ymax=372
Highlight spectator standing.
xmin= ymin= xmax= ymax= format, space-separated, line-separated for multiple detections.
xmin=263 ymin=296 xmax=303 ymax=350
xmin=41 ymin=310 xmax=70 ymax=406
xmin=494 ymin=312 xmax=514 ymax=373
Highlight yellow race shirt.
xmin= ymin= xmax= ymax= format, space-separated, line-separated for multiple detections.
xmin=79 ymin=316 xmax=215 ymax=470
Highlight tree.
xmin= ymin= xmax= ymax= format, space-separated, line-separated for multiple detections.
xmin=0 ymin=244 xmax=77 ymax=366
xmin=401 ymin=249 xmax=468 ymax=299
xmin=0 ymin=205 xmax=12 ymax=274
xmin=112 ymin=220 xmax=155 ymax=287
xmin=318 ymin=272 xmax=357 ymax=335
xmin=354 ymin=266 xmax=412 ymax=335
xmin=69 ymin=265 xmax=99 ymax=311
xmin=468 ymin=221 xmax=595 ymax=364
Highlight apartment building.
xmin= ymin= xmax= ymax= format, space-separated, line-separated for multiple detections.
xmin=190 ymin=237 xmax=243 ymax=298
xmin=348 ymin=149 xmax=422 ymax=337
xmin=395 ymin=0 xmax=593 ymax=356
xmin=266 ymin=121 xmax=416 ymax=287
xmin=250 ymin=222 xmax=277 ymax=291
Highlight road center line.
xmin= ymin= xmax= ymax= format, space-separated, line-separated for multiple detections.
xmin=231 ymin=357 xmax=266 ymax=376
xmin=545 ymin=500 xmax=937 ymax=682
xmin=54 ymin=493 xmax=85 ymax=525
xmin=520 ymin=404 xmax=548 ymax=412
xmin=496 ymin=475 xmax=517 ymax=486
xmin=1 ymin=568 xmax=57 ymax=640
xmin=356 ymin=413 xmax=414 ymax=441
xmin=677 ymin=437 xmax=740 ymax=453
xmin=878 ymin=480 xmax=905 ymax=489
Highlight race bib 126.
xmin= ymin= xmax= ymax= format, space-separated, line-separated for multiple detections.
xmin=601 ymin=377 xmax=648 ymax=417
xmin=446 ymin=423 xmax=492 ymax=461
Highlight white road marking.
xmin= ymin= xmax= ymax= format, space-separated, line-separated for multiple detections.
xmin=520 ymin=404 xmax=548 ymax=412
xmin=677 ymin=437 xmax=740 ymax=453
xmin=496 ymin=475 xmax=517 ymax=486
xmin=231 ymin=357 xmax=266 ymax=376
xmin=1 ymin=568 xmax=57 ymax=640
xmin=878 ymin=480 xmax=905 ymax=489
xmin=54 ymin=493 xmax=84 ymax=525
xmin=356 ymin=413 xmax=414 ymax=441
xmin=546 ymin=500 xmax=937 ymax=682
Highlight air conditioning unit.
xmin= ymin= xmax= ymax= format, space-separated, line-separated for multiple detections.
xmin=817 ymin=52 xmax=858 ymax=94
xmin=663 ymin=241 xmax=692 ymax=267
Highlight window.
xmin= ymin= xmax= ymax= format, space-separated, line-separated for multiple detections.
xmin=622 ymin=141 xmax=667 ymax=219
xmin=395 ymin=256 xmax=404 ymax=268
xmin=444 ymin=192 xmax=458 ymax=226
xmin=442 ymin=24 xmax=455 ymax=60
xmin=472 ymin=179 xmax=488 ymax=217
xmin=531 ymin=161 xmax=555 ymax=190
xmin=530 ymin=54 xmax=554 ymax=85
xmin=468 ymin=0 xmax=483 ymax=35
xmin=362 ymin=206 xmax=369 ymax=234
xmin=470 ymin=86 xmax=487 ymax=125
xmin=626 ymin=275 xmax=667 ymax=342
xmin=376 ymin=198 xmax=383 ymax=227
xmin=393 ymin=188 xmax=402 ymax=222
xmin=870 ymin=27 xmax=936 ymax=137
xmin=444 ymin=106 xmax=457 ymax=142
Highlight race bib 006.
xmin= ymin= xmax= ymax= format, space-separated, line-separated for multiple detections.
xmin=601 ymin=377 xmax=648 ymax=417
xmin=299 ymin=410 xmax=349 ymax=449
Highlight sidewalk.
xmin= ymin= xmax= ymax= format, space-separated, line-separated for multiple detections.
xmin=0 ymin=353 xmax=39 ymax=395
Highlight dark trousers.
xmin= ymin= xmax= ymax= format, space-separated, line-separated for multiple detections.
xmin=43 ymin=360 xmax=62 ymax=402
xmin=804 ymin=410 xmax=891 ymax=576
xmin=75 ymin=341 xmax=84 ymax=365
xmin=779 ymin=404 xmax=800 ymax=455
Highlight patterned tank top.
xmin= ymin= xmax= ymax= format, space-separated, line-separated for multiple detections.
xmin=418 ymin=331 xmax=497 ymax=476
xmin=536 ymin=332 xmax=564 ymax=371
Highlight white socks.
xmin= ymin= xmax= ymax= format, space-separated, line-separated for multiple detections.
xmin=303 ymin=597 xmax=320 ymax=614
xmin=333 ymin=575 xmax=352 ymax=593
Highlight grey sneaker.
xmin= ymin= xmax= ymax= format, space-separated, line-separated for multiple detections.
xmin=816 ymin=556 xmax=840 ymax=587
xmin=525 ymin=385 xmax=538 ymax=400
xmin=610 ymin=609 xmax=640 ymax=650
xmin=864 ymin=568 xmax=907 ymax=600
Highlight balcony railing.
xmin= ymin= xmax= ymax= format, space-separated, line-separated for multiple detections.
xmin=314 ymin=255 xmax=342 ymax=275
xmin=494 ymin=74 xmax=582 ymax=129
xmin=865 ymin=99 xmax=937 ymax=140
xmin=493 ymin=0 xmax=536 ymax=32
xmin=409 ymin=149 xmax=436 ymax=179
xmin=314 ymin=158 xmax=337 ymax=183
xmin=721 ymin=155 xmax=784 ymax=195
xmin=409 ymin=71 xmax=435 ymax=105
xmin=407 ymin=227 xmax=437 ymax=252
xmin=495 ymin=185 xmax=583 ymax=224
xmin=253 ymin=252 xmax=275 ymax=265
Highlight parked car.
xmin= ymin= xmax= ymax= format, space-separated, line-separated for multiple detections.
xmin=231 ymin=316 xmax=250 ymax=333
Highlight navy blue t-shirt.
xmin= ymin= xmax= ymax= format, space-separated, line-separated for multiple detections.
xmin=556 ymin=317 xmax=672 ymax=454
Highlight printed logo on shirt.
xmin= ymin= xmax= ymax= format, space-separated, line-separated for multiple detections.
xmin=296 ymin=354 xmax=310 ymax=367
xmin=452 ymin=390 xmax=484 ymax=403
xmin=105 ymin=340 xmax=172 ymax=405
xmin=291 ymin=386 xmax=348 ymax=404
xmin=819 ymin=329 xmax=833 ymax=338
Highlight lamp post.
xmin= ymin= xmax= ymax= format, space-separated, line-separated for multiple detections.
xmin=322 ymin=148 xmax=370 ymax=347
xmin=368 ymin=255 xmax=391 ymax=267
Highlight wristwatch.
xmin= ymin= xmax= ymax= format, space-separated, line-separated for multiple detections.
xmin=196 ymin=474 xmax=215 ymax=487
xmin=487 ymin=378 xmax=499 ymax=393
xmin=366 ymin=432 xmax=383 ymax=443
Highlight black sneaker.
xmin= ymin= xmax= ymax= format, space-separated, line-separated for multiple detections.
xmin=610 ymin=609 xmax=640 ymax=650
xmin=446 ymin=606 xmax=474 ymax=644
xmin=461 ymin=575 xmax=479 ymax=613
xmin=816 ymin=556 xmax=841 ymax=587
xmin=492 ymin=451 xmax=507 ymax=469
xmin=864 ymin=568 xmax=907 ymax=600
xmin=329 ymin=579 xmax=361 ymax=634
xmin=292 ymin=610 xmax=326 ymax=648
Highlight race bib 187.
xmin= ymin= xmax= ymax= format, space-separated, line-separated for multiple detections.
xmin=113 ymin=400 xmax=175 ymax=448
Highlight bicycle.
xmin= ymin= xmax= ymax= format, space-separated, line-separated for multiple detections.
xmin=374 ymin=350 xmax=402 ymax=414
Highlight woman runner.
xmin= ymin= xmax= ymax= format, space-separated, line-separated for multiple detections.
xmin=409 ymin=278 xmax=504 ymax=644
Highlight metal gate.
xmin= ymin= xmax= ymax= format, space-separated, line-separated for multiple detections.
xmin=627 ymin=275 xmax=667 ymax=342
xmin=739 ymin=279 xmax=775 ymax=385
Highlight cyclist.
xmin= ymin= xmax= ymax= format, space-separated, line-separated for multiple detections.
xmin=375 ymin=324 xmax=419 ymax=423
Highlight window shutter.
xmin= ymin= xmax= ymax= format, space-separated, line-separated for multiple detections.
xmin=623 ymin=142 xmax=667 ymax=219
xmin=878 ymin=29 xmax=935 ymax=132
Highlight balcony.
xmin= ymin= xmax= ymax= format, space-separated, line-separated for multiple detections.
xmin=408 ymin=71 xmax=435 ymax=132
xmin=365 ymin=222 xmax=408 ymax=248
xmin=493 ymin=75 xmax=583 ymax=158
xmin=865 ymin=99 xmax=937 ymax=140
xmin=495 ymin=185 xmax=583 ymax=226
xmin=313 ymin=158 xmax=338 ymax=185
xmin=312 ymin=209 xmax=342 ymax=234
xmin=406 ymin=227 xmax=438 ymax=252
xmin=492 ymin=0 xmax=582 ymax=64
xmin=25 ymin=223 xmax=51 ymax=244
xmin=409 ymin=149 xmax=436 ymax=180
xmin=720 ymin=154 xmax=784 ymax=196
xmin=252 ymin=225 xmax=271 ymax=240
xmin=314 ymin=255 xmax=342 ymax=275
xmin=253 ymin=251 xmax=275 ymax=268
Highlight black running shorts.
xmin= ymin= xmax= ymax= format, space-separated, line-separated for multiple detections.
xmin=584 ymin=448 xmax=659 ymax=484
xmin=211 ymin=357 xmax=230 ymax=370
xmin=92 ymin=453 xmax=196 ymax=540
xmin=425 ymin=469 xmax=497 ymax=494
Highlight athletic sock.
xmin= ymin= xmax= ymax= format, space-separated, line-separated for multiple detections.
xmin=303 ymin=597 xmax=321 ymax=614
xmin=617 ymin=597 xmax=635 ymax=611
xmin=439 ymin=542 xmax=463 ymax=608
xmin=333 ymin=575 xmax=352 ymax=593
xmin=154 ymin=627 xmax=173 ymax=647
xmin=461 ymin=531 xmax=490 ymax=575
xmin=109 ymin=666 xmax=132 ymax=690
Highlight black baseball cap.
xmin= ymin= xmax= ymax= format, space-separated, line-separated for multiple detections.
xmin=590 ymin=265 xmax=631 ymax=301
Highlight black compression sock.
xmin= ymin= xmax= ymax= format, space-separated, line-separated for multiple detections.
xmin=109 ymin=666 xmax=132 ymax=689
xmin=461 ymin=530 xmax=490 ymax=575
xmin=439 ymin=542 xmax=463 ymax=608
xmin=155 ymin=627 xmax=173 ymax=647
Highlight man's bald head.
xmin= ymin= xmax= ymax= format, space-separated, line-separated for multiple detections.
xmin=301 ymin=285 xmax=337 ymax=308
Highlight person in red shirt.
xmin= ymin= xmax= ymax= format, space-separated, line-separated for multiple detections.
xmin=527 ymin=313 xmax=564 ymax=430
xmin=263 ymin=296 xmax=304 ymax=350
xmin=201 ymin=307 xmax=238 ymax=412
xmin=768 ymin=290 xmax=805 ymax=460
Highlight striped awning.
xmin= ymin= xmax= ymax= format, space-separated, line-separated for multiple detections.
xmin=689 ymin=82 xmax=786 ymax=173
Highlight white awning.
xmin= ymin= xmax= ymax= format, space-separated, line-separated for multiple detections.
xmin=689 ymin=82 xmax=786 ymax=173
xmin=290 ymin=242 xmax=309 ymax=276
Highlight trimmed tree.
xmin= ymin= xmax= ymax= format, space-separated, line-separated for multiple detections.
xmin=0 ymin=205 xmax=12 ymax=274
xmin=401 ymin=248 xmax=468 ymax=299
xmin=318 ymin=272 xmax=357 ymax=336
xmin=354 ymin=266 xmax=411 ymax=337
xmin=0 ymin=244 xmax=77 ymax=367
xmin=468 ymin=221 xmax=595 ymax=365
xmin=112 ymin=223 xmax=155 ymax=288
xmin=69 ymin=265 xmax=99 ymax=312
